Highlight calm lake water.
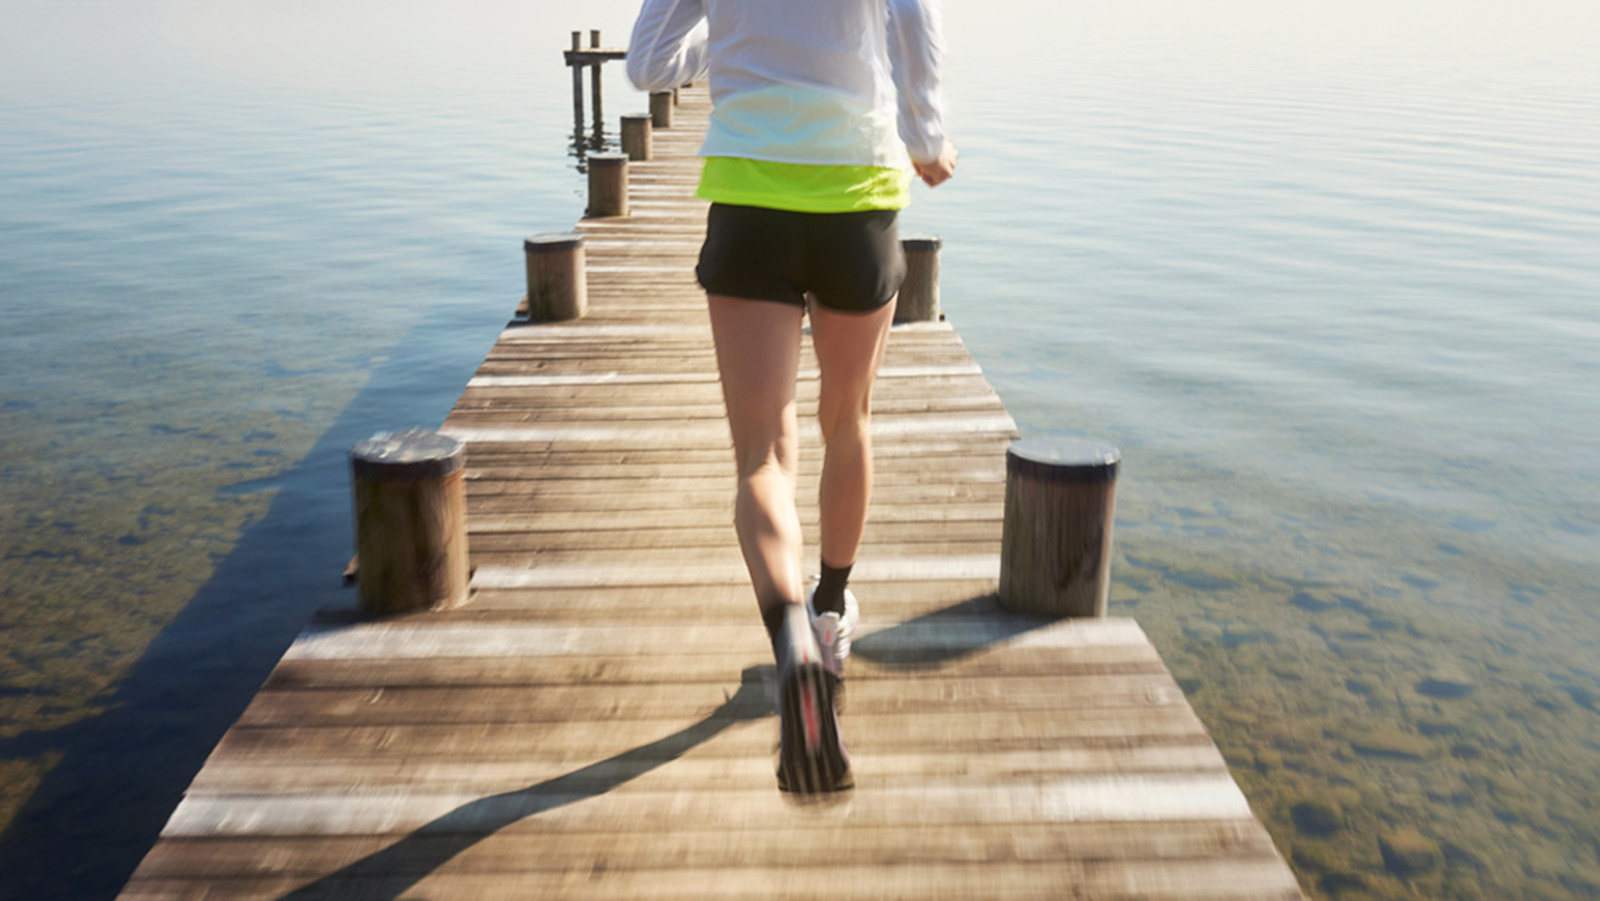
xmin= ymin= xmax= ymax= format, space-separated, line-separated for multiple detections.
xmin=2 ymin=0 xmax=1597 ymax=897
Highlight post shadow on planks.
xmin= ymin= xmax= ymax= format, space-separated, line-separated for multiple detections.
xmin=856 ymin=438 xmax=1124 ymax=668
xmin=0 ymin=309 xmax=503 ymax=901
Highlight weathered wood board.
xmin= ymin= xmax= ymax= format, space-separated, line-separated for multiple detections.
xmin=119 ymin=85 xmax=1303 ymax=900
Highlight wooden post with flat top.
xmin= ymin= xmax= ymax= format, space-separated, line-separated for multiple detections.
xmin=999 ymin=438 xmax=1120 ymax=617
xmin=586 ymin=152 xmax=629 ymax=217
xmin=896 ymin=235 xmax=942 ymax=323
xmin=349 ymin=429 xmax=469 ymax=615
xmin=523 ymin=232 xmax=587 ymax=322
xmin=649 ymin=91 xmax=674 ymax=129
xmin=621 ymin=113 xmax=653 ymax=161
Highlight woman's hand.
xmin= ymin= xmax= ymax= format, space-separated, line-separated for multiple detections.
xmin=913 ymin=143 xmax=958 ymax=187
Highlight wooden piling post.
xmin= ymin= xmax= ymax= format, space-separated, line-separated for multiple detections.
xmin=999 ymin=439 xmax=1120 ymax=618
xmin=524 ymin=232 xmax=587 ymax=322
xmin=649 ymin=91 xmax=674 ymax=129
xmin=570 ymin=31 xmax=584 ymax=133
xmin=349 ymin=429 xmax=469 ymax=615
xmin=896 ymin=235 xmax=942 ymax=323
xmin=589 ymin=30 xmax=604 ymax=131
xmin=621 ymin=114 xmax=653 ymax=161
xmin=586 ymin=152 xmax=629 ymax=217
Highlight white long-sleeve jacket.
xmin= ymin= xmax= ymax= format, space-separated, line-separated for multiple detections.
xmin=626 ymin=0 xmax=949 ymax=169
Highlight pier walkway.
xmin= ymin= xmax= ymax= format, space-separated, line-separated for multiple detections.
xmin=119 ymin=86 xmax=1302 ymax=899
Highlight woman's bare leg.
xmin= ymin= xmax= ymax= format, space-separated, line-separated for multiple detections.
xmin=809 ymin=297 xmax=897 ymax=570
xmin=706 ymin=295 xmax=807 ymax=627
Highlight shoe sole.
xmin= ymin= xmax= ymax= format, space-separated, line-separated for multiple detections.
xmin=776 ymin=661 xmax=852 ymax=793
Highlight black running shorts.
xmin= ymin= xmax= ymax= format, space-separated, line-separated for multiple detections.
xmin=696 ymin=203 xmax=906 ymax=313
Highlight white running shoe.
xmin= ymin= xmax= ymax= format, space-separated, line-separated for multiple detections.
xmin=806 ymin=581 xmax=860 ymax=682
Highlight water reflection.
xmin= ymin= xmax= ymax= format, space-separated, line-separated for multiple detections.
xmin=570 ymin=122 xmax=614 ymax=173
xmin=563 ymin=32 xmax=626 ymax=171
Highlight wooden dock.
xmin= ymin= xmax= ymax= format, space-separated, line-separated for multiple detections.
xmin=119 ymin=86 xmax=1303 ymax=900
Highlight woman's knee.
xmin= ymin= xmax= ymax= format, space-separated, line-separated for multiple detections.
xmin=816 ymin=395 xmax=872 ymax=446
xmin=733 ymin=436 xmax=798 ymax=484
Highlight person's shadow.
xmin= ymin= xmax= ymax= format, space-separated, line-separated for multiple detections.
xmin=277 ymin=664 xmax=773 ymax=900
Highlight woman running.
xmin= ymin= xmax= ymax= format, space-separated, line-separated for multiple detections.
xmin=627 ymin=0 xmax=956 ymax=793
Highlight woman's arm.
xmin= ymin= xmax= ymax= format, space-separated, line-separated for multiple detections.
xmin=626 ymin=0 xmax=710 ymax=93
xmin=886 ymin=0 xmax=954 ymax=178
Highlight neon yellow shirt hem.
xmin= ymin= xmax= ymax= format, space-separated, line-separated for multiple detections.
xmin=697 ymin=157 xmax=910 ymax=213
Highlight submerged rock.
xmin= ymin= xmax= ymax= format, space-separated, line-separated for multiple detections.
xmin=1347 ymin=727 xmax=1432 ymax=760
xmin=1415 ymin=716 xmax=1462 ymax=736
xmin=1380 ymin=829 xmax=1443 ymax=876
xmin=1417 ymin=665 xmax=1475 ymax=699
xmin=1290 ymin=590 xmax=1338 ymax=612
xmin=1565 ymin=684 xmax=1598 ymax=711
xmin=1222 ymin=623 xmax=1267 ymax=647
xmin=1291 ymin=797 xmax=1345 ymax=837
xmin=1441 ymin=839 xmax=1487 ymax=870
xmin=1344 ymin=678 xmax=1375 ymax=696
xmin=1221 ymin=708 xmax=1259 ymax=726
xmin=1317 ymin=872 xmax=1369 ymax=895
xmin=1291 ymin=840 xmax=1341 ymax=872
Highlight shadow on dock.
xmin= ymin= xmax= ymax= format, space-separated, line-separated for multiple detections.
xmin=853 ymin=594 xmax=1055 ymax=668
xmin=0 ymin=307 xmax=509 ymax=900
xmin=266 ymin=594 xmax=1050 ymax=898
xmin=280 ymin=666 xmax=771 ymax=900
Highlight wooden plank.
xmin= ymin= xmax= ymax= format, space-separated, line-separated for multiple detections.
xmin=462 ymin=471 xmax=1002 ymax=498
xmin=125 ymin=859 xmax=1302 ymax=901
xmin=465 ymin=556 xmax=1001 ymax=589
xmin=260 ymin=645 xmax=1174 ymax=690
xmin=463 ymin=455 xmax=1004 ymax=484
xmin=184 ymin=743 xmax=1228 ymax=794
xmin=461 ymin=434 xmax=1013 ymax=464
xmin=207 ymin=710 xmax=1215 ymax=767
xmin=379 ymin=576 xmax=1005 ymax=614
xmin=234 ymin=673 xmax=1188 ymax=728
xmin=464 ymin=520 xmax=1003 ymax=552
xmin=130 ymin=820 xmax=1275 ymax=878
xmin=461 ymin=506 xmax=1004 ymax=537
xmin=278 ymin=616 xmax=1150 ymax=661
xmin=463 ymin=475 xmax=1003 ymax=499
xmin=457 ymin=378 xmax=1002 ymax=409
xmin=439 ymin=422 xmax=1012 ymax=449
xmin=464 ymin=543 xmax=1003 ymax=572
xmin=160 ymin=773 xmax=1257 ymax=837
xmin=446 ymin=394 xmax=1009 ymax=420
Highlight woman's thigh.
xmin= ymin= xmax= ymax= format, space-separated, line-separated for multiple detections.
xmin=706 ymin=295 xmax=805 ymax=473
xmin=809 ymin=299 xmax=896 ymax=430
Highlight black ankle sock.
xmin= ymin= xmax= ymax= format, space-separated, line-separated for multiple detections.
xmin=814 ymin=560 xmax=853 ymax=615
xmin=761 ymin=603 xmax=787 ymax=645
